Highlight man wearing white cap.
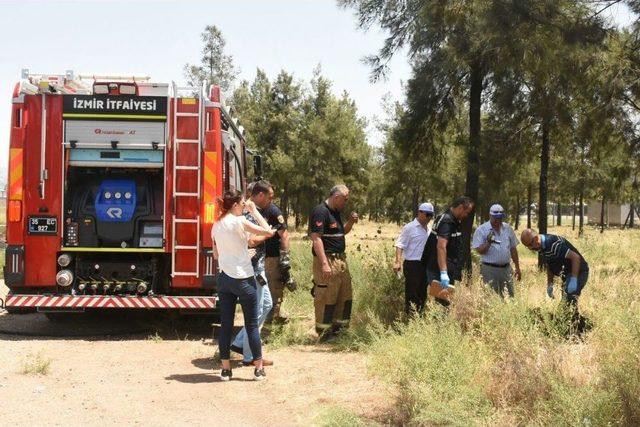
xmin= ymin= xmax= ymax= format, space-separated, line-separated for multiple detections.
xmin=394 ymin=202 xmax=435 ymax=313
xmin=472 ymin=203 xmax=521 ymax=297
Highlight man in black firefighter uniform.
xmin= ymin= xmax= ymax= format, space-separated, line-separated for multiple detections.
xmin=309 ymin=184 xmax=358 ymax=339
xmin=426 ymin=196 xmax=475 ymax=303
xmin=262 ymin=187 xmax=293 ymax=325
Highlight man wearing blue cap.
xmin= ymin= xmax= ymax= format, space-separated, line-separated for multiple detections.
xmin=520 ymin=228 xmax=589 ymax=332
xmin=472 ymin=204 xmax=521 ymax=298
xmin=394 ymin=202 xmax=435 ymax=314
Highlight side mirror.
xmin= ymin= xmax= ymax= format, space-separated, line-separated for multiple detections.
xmin=253 ymin=155 xmax=263 ymax=181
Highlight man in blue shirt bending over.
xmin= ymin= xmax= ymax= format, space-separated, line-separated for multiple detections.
xmin=521 ymin=228 xmax=589 ymax=332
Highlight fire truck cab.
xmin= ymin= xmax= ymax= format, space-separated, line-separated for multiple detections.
xmin=4 ymin=69 xmax=254 ymax=312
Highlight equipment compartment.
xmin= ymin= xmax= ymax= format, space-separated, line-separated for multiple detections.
xmin=63 ymin=167 xmax=164 ymax=248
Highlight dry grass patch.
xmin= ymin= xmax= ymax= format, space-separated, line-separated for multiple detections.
xmin=20 ymin=351 xmax=52 ymax=376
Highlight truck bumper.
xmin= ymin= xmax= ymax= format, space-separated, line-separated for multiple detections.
xmin=5 ymin=294 xmax=217 ymax=310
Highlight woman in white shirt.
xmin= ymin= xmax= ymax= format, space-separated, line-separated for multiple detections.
xmin=212 ymin=189 xmax=275 ymax=381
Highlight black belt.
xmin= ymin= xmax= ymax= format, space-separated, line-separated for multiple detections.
xmin=482 ymin=262 xmax=510 ymax=268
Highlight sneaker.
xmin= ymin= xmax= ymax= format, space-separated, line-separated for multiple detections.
xmin=253 ymin=368 xmax=266 ymax=381
xmin=230 ymin=345 xmax=243 ymax=355
xmin=220 ymin=369 xmax=232 ymax=381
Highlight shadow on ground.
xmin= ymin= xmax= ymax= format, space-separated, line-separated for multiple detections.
xmin=165 ymin=371 xmax=254 ymax=383
xmin=0 ymin=309 xmax=220 ymax=341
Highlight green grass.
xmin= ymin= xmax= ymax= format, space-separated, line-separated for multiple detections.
xmin=313 ymin=406 xmax=373 ymax=427
xmin=275 ymin=224 xmax=640 ymax=425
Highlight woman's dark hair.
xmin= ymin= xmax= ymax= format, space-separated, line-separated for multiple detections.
xmin=218 ymin=189 xmax=243 ymax=217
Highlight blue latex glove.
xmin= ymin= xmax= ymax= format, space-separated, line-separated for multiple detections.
xmin=439 ymin=271 xmax=450 ymax=289
xmin=546 ymin=284 xmax=554 ymax=299
xmin=566 ymin=276 xmax=578 ymax=294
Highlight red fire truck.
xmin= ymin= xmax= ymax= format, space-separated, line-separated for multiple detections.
xmin=4 ymin=69 xmax=256 ymax=314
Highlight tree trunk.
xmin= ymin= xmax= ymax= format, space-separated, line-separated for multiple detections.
xmin=600 ymin=195 xmax=606 ymax=233
xmin=515 ymin=195 xmax=521 ymax=230
xmin=412 ymin=187 xmax=420 ymax=217
xmin=527 ymin=184 xmax=532 ymax=229
xmin=572 ymin=193 xmax=577 ymax=231
xmin=557 ymin=202 xmax=562 ymax=226
xmin=630 ymin=203 xmax=635 ymax=228
xmin=579 ymin=184 xmax=585 ymax=237
xmin=539 ymin=119 xmax=550 ymax=236
xmin=623 ymin=206 xmax=632 ymax=229
xmin=538 ymin=119 xmax=550 ymax=269
xmin=461 ymin=60 xmax=484 ymax=275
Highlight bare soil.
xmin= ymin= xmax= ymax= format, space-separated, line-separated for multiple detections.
xmin=0 ymin=287 xmax=390 ymax=426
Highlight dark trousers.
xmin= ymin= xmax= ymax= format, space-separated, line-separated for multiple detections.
xmin=562 ymin=269 xmax=589 ymax=333
xmin=403 ymin=260 xmax=427 ymax=314
xmin=217 ymin=271 xmax=262 ymax=361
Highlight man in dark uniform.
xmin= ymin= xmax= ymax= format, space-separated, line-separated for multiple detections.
xmin=261 ymin=187 xmax=293 ymax=325
xmin=309 ymin=184 xmax=358 ymax=339
xmin=521 ymin=228 xmax=589 ymax=331
xmin=426 ymin=196 xmax=475 ymax=302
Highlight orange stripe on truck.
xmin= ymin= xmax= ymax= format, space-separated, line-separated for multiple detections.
xmin=203 ymin=151 xmax=217 ymax=202
xmin=9 ymin=148 xmax=23 ymax=200
xmin=203 ymin=151 xmax=218 ymax=224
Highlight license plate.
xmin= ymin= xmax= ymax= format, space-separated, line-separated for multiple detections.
xmin=28 ymin=216 xmax=58 ymax=235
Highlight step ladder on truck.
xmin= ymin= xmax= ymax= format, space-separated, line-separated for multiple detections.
xmin=3 ymin=69 xmax=260 ymax=315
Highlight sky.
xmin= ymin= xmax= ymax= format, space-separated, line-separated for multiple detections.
xmin=0 ymin=0 xmax=411 ymax=177
xmin=0 ymin=0 xmax=635 ymax=180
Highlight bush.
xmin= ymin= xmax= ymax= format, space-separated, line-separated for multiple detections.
xmin=361 ymin=262 xmax=634 ymax=425
xmin=590 ymin=271 xmax=640 ymax=425
xmin=279 ymin=226 xmax=640 ymax=425
xmin=368 ymin=315 xmax=492 ymax=425
xmin=348 ymin=247 xmax=404 ymax=327
xmin=270 ymin=240 xmax=403 ymax=349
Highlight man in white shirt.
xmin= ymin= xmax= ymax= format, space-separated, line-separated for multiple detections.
xmin=394 ymin=202 xmax=435 ymax=314
xmin=472 ymin=204 xmax=522 ymax=298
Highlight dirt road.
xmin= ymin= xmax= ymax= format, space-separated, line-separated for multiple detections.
xmin=0 ymin=310 xmax=388 ymax=426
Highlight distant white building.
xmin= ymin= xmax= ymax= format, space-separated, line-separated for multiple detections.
xmin=588 ymin=202 xmax=640 ymax=226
